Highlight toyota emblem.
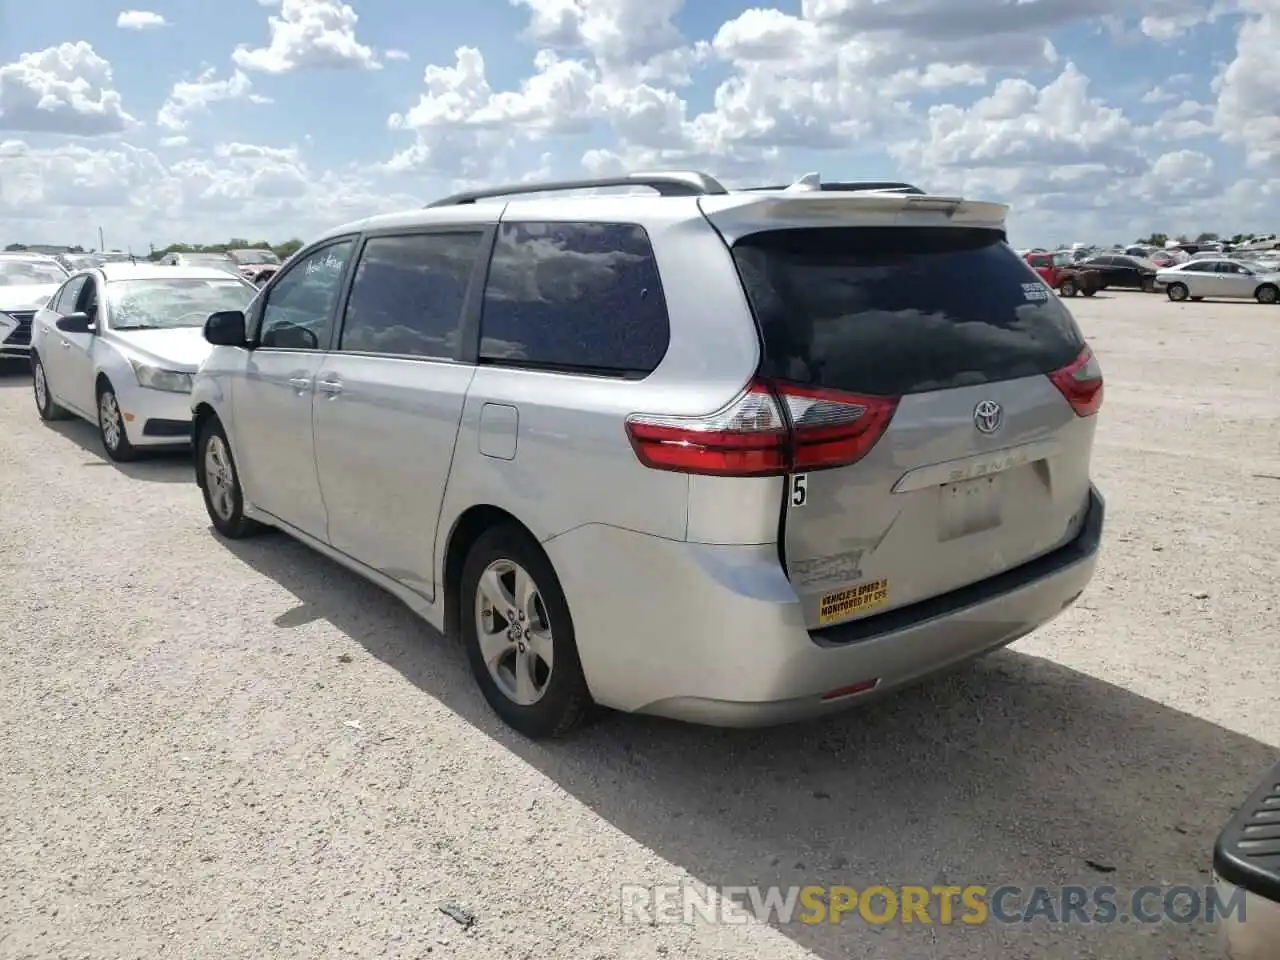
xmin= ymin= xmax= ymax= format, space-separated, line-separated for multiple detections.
xmin=973 ymin=400 xmax=1003 ymax=435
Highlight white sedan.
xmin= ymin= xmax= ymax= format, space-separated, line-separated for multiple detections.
xmin=29 ymin=263 xmax=258 ymax=462
xmin=1155 ymin=258 xmax=1280 ymax=304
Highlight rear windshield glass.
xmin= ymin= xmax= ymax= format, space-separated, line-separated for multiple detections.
xmin=732 ymin=227 xmax=1085 ymax=396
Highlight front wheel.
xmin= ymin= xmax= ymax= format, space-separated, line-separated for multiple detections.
xmin=1059 ymin=279 xmax=1077 ymax=297
xmin=460 ymin=525 xmax=592 ymax=739
xmin=97 ymin=380 xmax=137 ymax=462
xmin=195 ymin=417 xmax=262 ymax=538
xmin=1256 ymin=284 xmax=1279 ymax=305
xmin=32 ymin=355 xmax=69 ymax=421
xmin=1166 ymin=282 xmax=1190 ymax=302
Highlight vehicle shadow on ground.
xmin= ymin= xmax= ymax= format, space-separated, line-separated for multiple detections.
xmin=39 ymin=417 xmax=193 ymax=483
xmin=221 ymin=531 xmax=1277 ymax=958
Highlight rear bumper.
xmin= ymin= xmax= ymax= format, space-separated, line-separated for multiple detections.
xmin=546 ymin=485 xmax=1104 ymax=725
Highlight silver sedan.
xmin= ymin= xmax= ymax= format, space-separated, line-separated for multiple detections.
xmin=1156 ymin=259 xmax=1280 ymax=304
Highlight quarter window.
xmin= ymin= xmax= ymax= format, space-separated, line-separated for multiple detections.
xmin=479 ymin=222 xmax=670 ymax=376
xmin=339 ymin=232 xmax=483 ymax=359
xmin=258 ymin=239 xmax=355 ymax=350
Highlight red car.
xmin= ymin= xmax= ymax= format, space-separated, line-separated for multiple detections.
xmin=1024 ymin=252 xmax=1104 ymax=297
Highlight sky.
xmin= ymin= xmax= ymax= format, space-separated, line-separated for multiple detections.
xmin=0 ymin=0 xmax=1277 ymax=252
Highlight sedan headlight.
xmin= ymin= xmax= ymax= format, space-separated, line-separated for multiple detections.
xmin=130 ymin=359 xmax=193 ymax=393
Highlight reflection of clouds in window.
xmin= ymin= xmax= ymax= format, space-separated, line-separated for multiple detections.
xmin=478 ymin=337 xmax=528 ymax=360
xmin=338 ymin=233 xmax=481 ymax=359
xmin=485 ymin=230 xmax=646 ymax=305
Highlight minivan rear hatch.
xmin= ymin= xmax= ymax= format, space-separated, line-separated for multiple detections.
xmin=711 ymin=212 xmax=1100 ymax=632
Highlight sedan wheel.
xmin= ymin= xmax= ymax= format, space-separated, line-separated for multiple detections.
xmin=97 ymin=382 xmax=137 ymax=462
xmin=32 ymin=357 xmax=68 ymax=421
xmin=1167 ymin=283 xmax=1190 ymax=302
xmin=1257 ymin=285 xmax=1279 ymax=305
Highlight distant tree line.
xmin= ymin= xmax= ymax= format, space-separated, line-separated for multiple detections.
xmin=4 ymin=238 xmax=306 ymax=259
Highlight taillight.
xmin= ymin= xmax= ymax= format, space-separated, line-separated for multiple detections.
xmin=1049 ymin=346 xmax=1103 ymax=417
xmin=625 ymin=379 xmax=898 ymax=476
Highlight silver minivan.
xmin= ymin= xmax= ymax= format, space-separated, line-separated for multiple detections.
xmin=190 ymin=171 xmax=1105 ymax=738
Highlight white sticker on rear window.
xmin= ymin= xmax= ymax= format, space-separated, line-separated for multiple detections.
xmin=1021 ymin=282 xmax=1049 ymax=301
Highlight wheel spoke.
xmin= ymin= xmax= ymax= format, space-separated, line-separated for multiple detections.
xmin=477 ymin=628 xmax=513 ymax=670
xmin=478 ymin=567 xmax=514 ymax=612
xmin=513 ymin=567 xmax=538 ymax=623
xmin=513 ymin=650 xmax=538 ymax=704
xmin=526 ymin=627 xmax=554 ymax=671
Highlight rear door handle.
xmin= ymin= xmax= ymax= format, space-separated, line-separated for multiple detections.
xmin=288 ymin=376 xmax=312 ymax=393
xmin=316 ymin=377 xmax=343 ymax=396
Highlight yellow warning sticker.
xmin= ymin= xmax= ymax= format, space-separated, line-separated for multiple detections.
xmin=818 ymin=578 xmax=889 ymax=625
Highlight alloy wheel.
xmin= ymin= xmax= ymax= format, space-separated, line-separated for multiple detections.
xmin=473 ymin=558 xmax=555 ymax=706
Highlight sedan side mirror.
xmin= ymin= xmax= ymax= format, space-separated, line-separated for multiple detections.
xmin=204 ymin=310 xmax=249 ymax=347
xmin=55 ymin=312 xmax=94 ymax=334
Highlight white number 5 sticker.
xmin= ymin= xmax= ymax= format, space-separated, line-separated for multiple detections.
xmin=791 ymin=473 xmax=808 ymax=507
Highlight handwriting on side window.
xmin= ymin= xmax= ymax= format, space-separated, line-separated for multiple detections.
xmin=305 ymin=252 xmax=344 ymax=277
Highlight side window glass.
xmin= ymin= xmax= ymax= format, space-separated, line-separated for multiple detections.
xmin=54 ymin=277 xmax=87 ymax=314
xmin=479 ymin=221 xmax=670 ymax=376
xmin=78 ymin=279 xmax=100 ymax=318
xmin=258 ymin=240 xmax=354 ymax=350
xmin=339 ymin=232 xmax=483 ymax=359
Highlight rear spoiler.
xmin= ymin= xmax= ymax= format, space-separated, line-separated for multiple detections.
xmin=697 ymin=191 xmax=1010 ymax=244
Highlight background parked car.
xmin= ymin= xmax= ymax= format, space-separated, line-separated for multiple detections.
xmin=0 ymin=253 xmax=69 ymax=361
xmin=158 ymin=252 xmax=242 ymax=276
xmin=1024 ymin=251 xmax=1105 ymax=297
xmin=30 ymin=263 xmax=259 ymax=461
xmin=1156 ymin=259 xmax=1280 ymax=304
xmin=1079 ymin=254 xmax=1159 ymax=291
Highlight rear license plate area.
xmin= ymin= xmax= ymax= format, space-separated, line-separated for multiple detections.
xmin=939 ymin=475 xmax=1004 ymax=541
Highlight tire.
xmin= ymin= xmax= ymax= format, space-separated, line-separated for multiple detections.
xmin=1167 ymin=283 xmax=1190 ymax=302
xmin=1141 ymin=276 xmax=1156 ymax=293
xmin=460 ymin=524 xmax=592 ymax=739
xmin=32 ymin=354 xmax=69 ymax=421
xmin=96 ymin=379 xmax=137 ymax=462
xmin=1059 ymin=279 xmax=1077 ymax=297
xmin=1256 ymin=284 xmax=1279 ymax=305
xmin=1081 ymin=287 xmax=1097 ymax=298
xmin=195 ymin=416 xmax=263 ymax=538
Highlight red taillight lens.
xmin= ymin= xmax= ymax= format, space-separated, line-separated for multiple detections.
xmin=1049 ymin=346 xmax=1104 ymax=417
xmin=625 ymin=379 xmax=897 ymax=476
xmin=776 ymin=383 xmax=899 ymax=471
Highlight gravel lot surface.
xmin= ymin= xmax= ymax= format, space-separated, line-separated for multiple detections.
xmin=1 ymin=290 xmax=1277 ymax=960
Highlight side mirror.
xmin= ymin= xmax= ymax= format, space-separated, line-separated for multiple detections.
xmin=56 ymin=312 xmax=93 ymax=334
xmin=204 ymin=310 xmax=249 ymax=347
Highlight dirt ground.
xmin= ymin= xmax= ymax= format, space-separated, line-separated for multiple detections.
xmin=0 ymin=290 xmax=1276 ymax=960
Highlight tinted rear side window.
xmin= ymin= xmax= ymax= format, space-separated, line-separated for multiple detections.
xmin=339 ymin=232 xmax=484 ymax=359
xmin=479 ymin=221 xmax=669 ymax=377
xmin=732 ymin=227 xmax=1085 ymax=397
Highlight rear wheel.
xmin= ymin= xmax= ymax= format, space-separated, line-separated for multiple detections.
xmin=1141 ymin=276 xmax=1156 ymax=293
xmin=32 ymin=354 xmax=69 ymax=421
xmin=460 ymin=524 xmax=591 ymax=739
xmin=1166 ymin=282 xmax=1190 ymax=302
xmin=1256 ymin=284 xmax=1279 ymax=305
xmin=1080 ymin=286 xmax=1097 ymax=298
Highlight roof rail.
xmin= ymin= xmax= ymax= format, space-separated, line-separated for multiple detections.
xmin=742 ymin=180 xmax=927 ymax=195
xmin=424 ymin=171 xmax=730 ymax=208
